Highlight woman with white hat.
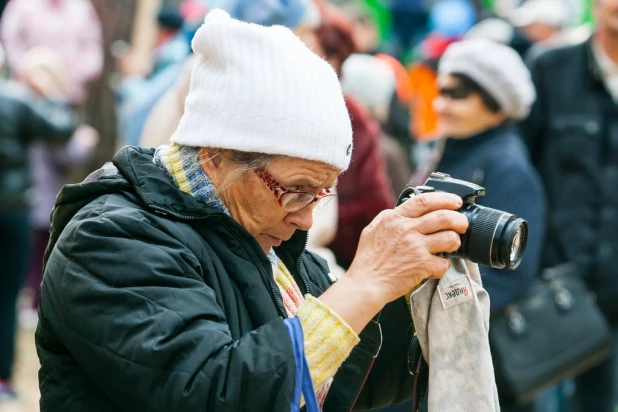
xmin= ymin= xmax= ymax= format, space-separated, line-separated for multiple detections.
xmin=36 ymin=10 xmax=468 ymax=411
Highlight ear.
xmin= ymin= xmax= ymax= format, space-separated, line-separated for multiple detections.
xmin=198 ymin=147 xmax=223 ymax=186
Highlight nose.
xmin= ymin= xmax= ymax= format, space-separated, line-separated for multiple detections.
xmin=433 ymin=95 xmax=448 ymax=113
xmin=285 ymin=205 xmax=314 ymax=231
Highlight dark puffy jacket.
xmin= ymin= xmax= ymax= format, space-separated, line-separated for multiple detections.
xmin=0 ymin=81 xmax=77 ymax=211
xmin=520 ymin=36 xmax=618 ymax=321
xmin=36 ymin=146 xmax=424 ymax=412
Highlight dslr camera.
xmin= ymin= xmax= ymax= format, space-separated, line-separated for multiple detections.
xmin=397 ymin=173 xmax=528 ymax=269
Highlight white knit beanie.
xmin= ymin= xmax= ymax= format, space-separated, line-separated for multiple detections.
xmin=438 ymin=39 xmax=536 ymax=120
xmin=171 ymin=9 xmax=353 ymax=171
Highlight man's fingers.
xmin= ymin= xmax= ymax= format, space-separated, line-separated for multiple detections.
xmin=395 ymin=192 xmax=462 ymax=219
xmin=412 ymin=210 xmax=469 ymax=235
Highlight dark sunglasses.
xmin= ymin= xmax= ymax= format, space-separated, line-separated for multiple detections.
xmin=438 ymin=86 xmax=473 ymax=100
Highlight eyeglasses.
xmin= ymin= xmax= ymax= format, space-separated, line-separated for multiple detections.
xmin=255 ymin=168 xmax=336 ymax=212
xmin=438 ymin=86 xmax=473 ymax=100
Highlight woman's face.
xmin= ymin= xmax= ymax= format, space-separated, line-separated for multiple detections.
xmin=202 ymin=153 xmax=340 ymax=254
xmin=433 ymin=74 xmax=507 ymax=139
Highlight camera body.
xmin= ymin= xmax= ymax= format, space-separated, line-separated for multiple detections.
xmin=397 ymin=173 xmax=528 ymax=270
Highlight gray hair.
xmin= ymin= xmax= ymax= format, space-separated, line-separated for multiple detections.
xmin=201 ymin=149 xmax=281 ymax=190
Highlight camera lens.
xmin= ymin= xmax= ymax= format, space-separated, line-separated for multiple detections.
xmin=510 ymin=226 xmax=524 ymax=264
xmin=459 ymin=204 xmax=528 ymax=269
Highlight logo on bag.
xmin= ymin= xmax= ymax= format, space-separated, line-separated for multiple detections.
xmin=438 ymin=277 xmax=474 ymax=310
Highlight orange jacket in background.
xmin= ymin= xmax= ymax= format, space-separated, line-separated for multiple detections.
xmin=408 ymin=62 xmax=440 ymax=142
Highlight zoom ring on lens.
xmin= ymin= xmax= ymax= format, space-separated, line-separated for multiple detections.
xmin=467 ymin=209 xmax=505 ymax=267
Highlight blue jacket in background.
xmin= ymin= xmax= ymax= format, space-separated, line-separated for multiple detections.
xmin=436 ymin=124 xmax=547 ymax=313
xmin=206 ymin=0 xmax=308 ymax=28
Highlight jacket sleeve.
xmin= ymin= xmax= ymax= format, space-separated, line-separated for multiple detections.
xmin=0 ymin=0 xmax=29 ymax=76
xmin=22 ymin=97 xmax=77 ymax=144
xmin=40 ymin=205 xmax=297 ymax=411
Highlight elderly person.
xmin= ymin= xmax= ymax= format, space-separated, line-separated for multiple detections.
xmin=340 ymin=53 xmax=412 ymax=194
xmin=36 ymin=10 xmax=468 ymax=411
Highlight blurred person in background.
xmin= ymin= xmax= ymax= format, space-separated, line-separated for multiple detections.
xmin=206 ymin=0 xmax=311 ymax=27
xmin=339 ymin=1 xmax=381 ymax=55
xmin=407 ymin=0 xmax=476 ymax=186
xmin=465 ymin=0 xmax=573 ymax=60
xmin=434 ymin=38 xmax=546 ymax=411
xmin=508 ymin=0 xmax=571 ymax=49
xmin=408 ymin=0 xmax=476 ymax=142
xmin=387 ymin=0 xmax=431 ymax=62
xmin=0 ymin=0 xmax=103 ymax=106
xmin=305 ymin=1 xmax=396 ymax=270
xmin=521 ymin=0 xmax=618 ymax=409
xmin=372 ymin=52 xmax=417 ymax=177
xmin=341 ymin=53 xmax=412 ymax=194
xmin=117 ymin=2 xmax=194 ymax=146
xmin=0 ymin=45 xmax=77 ymax=403
xmin=35 ymin=11 xmax=466 ymax=410
xmin=18 ymin=48 xmax=99 ymax=328
xmin=147 ymin=4 xmax=190 ymax=76
xmin=465 ymin=13 xmax=534 ymax=57
xmin=0 ymin=0 xmax=103 ymax=333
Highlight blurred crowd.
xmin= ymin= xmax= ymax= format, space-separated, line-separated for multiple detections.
xmin=0 ymin=0 xmax=617 ymax=411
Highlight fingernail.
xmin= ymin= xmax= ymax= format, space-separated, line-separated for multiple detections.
xmin=454 ymin=196 xmax=463 ymax=206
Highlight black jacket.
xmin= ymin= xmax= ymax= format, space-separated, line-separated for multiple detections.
xmin=0 ymin=81 xmax=77 ymax=211
xmin=36 ymin=146 xmax=424 ymax=411
xmin=520 ymin=36 xmax=618 ymax=321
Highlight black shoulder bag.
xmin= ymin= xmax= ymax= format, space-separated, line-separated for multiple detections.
xmin=489 ymin=225 xmax=612 ymax=406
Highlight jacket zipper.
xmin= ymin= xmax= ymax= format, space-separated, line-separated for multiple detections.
xmin=295 ymin=236 xmax=311 ymax=295
xmin=148 ymin=204 xmax=288 ymax=319
xmin=236 ymin=233 xmax=287 ymax=318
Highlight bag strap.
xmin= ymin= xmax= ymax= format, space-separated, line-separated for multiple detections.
xmin=286 ymin=317 xmax=320 ymax=412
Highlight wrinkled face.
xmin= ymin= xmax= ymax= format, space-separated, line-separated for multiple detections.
xmin=202 ymin=152 xmax=340 ymax=254
xmin=433 ymin=74 xmax=507 ymax=139
xmin=595 ymin=0 xmax=618 ymax=35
